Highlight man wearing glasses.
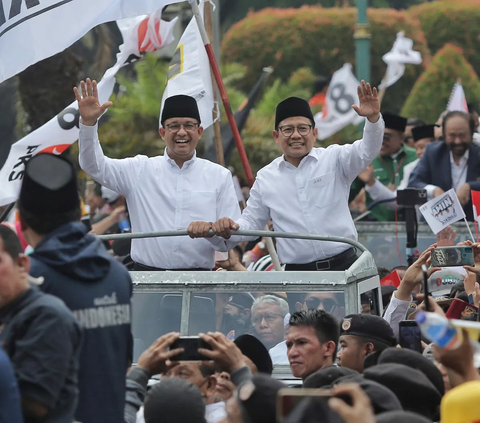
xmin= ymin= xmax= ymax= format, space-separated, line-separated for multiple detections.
xmin=208 ymin=81 xmax=384 ymax=271
xmin=76 ymin=79 xmax=240 ymax=270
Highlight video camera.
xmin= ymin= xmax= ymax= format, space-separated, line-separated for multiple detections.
xmin=396 ymin=188 xmax=427 ymax=207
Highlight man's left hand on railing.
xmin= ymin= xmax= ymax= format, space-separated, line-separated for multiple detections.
xmin=212 ymin=217 xmax=239 ymax=239
xmin=187 ymin=221 xmax=214 ymax=238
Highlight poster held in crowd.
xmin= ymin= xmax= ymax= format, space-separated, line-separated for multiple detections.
xmin=0 ymin=12 xmax=178 ymax=207
xmin=314 ymin=63 xmax=363 ymax=140
xmin=419 ymin=188 xmax=473 ymax=240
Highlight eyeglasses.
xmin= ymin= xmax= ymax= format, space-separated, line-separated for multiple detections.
xmin=278 ymin=124 xmax=313 ymax=137
xmin=165 ymin=123 xmax=199 ymax=133
xmin=305 ymin=297 xmax=338 ymax=312
xmin=252 ymin=313 xmax=283 ymax=325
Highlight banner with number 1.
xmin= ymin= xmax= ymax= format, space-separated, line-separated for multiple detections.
xmin=314 ymin=64 xmax=364 ymax=140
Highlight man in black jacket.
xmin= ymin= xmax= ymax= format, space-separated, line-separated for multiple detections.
xmin=0 ymin=225 xmax=81 ymax=423
xmin=409 ymin=111 xmax=480 ymax=220
xmin=17 ymin=153 xmax=132 ymax=423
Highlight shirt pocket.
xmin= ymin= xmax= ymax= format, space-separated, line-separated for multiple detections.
xmin=308 ymin=172 xmax=336 ymax=209
xmin=190 ymin=191 xmax=217 ymax=222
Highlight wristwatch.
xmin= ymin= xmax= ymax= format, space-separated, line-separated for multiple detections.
xmin=258 ymin=242 xmax=266 ymax=250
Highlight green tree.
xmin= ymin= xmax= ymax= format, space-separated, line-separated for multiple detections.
xmin=221 ymin=6 xmax=430 ymax=114
xmin=401 ymin=43 xmax=480 ymax=123
xmin=409 ymin=0 xmax=480 ymax=78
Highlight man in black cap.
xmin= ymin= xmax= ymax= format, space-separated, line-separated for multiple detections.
xmin=336 ymin=314 xmax=396 ymax=373
xmin=17 ymin=153 xmax=132 ymax=423
xmin=0 ymin=225 xmax=82 ymax=423
xmin=75 ymin=78 xmax=240 ymax=271
xmin=354 ymin=112 xmax=417 ymax=221
xmin=208 ymin=81 xmax=384 ymax=271
xmin=224 ymin=293 xmax=254 ymax=329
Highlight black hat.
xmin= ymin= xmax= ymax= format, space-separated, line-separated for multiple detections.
xmin=333 ymin=375 xmax=402 ymax=415
xmin=375 ymin=411 xmax=432 ymax=423
xmin=19 ymin=153 xmax=79 ymax=216
xmin=275 ymin=97 xmax=314 ymax=129
xmin=144 ymin=378 xmax=206 ymax=423
xmin=237 ymin=374 xmax=285 ymax=423
xmin=160 ymin=95 xmax=201 ymax=126
xmin=364 ymin=363 xmax=441 ymax=420
xmin=340 ymin=314 xmax=396 ymax=347
xmin=283 ymin=395 xmax=343 ymax=423
xmin=366 ymin=347 xmax=445 ymax=396
xmin=234 ymin=334 xmax=273 ymax=375
xmin=303 ymin=365 xmax=359 ymax=388
xmin=412 ymin=124 xmax=435 ymax=142
xmin=229 ymin=293 xmax=254 ymax=310
xmin=383 ymin=112 xmax=407 ymax=133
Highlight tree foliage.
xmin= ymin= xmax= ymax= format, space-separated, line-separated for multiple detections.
xmin=409 ymin=0 xmax=480 ymax=78
xmin=221 ymin=6 xmax=430 ymax=113
xmin=401 ymin=44 xmax=480 ymax=123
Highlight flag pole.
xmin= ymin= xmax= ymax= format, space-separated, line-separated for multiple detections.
xmin=189 ymin=0 xmax=254 ymax=187
xmin=204 ymin=0 xmax=225 ymax=167
xmin=464 ymin=217 xmax=475 ymax=241
xmin=475 ymin=221 xmax=479 ymax=243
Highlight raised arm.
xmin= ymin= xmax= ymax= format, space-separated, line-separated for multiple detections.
xmin=338 ymin=81 xmax=384 ymax=184
xmin=75 ymin=78 xmax=139 ymax=195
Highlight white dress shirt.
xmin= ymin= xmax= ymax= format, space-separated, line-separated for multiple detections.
xmin=234 ymin=117 xmax=385 ymax=263
xmin=424 ymin=150 xmax=469 ymax=199
xmin=269 ymin=340 xmax=288 ymax=365
xmin=365 ymin=158 xmax=419 ymax=209
xmin=79 ymin=123 xmax=240 ymax=269
xmin=383 ymin=291 xmax=412 ymax=340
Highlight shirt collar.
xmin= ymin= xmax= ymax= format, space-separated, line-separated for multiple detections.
xmin=277 ymin=148 xmax=318 ymax=169
xmin=449 ymin=149 xmax=469 ymax=165
xmin=164 ymin=147 xmax=197 ymax=169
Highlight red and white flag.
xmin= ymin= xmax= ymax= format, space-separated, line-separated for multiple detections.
xmin=471 ymin=190 xmax=480 ymax=224
xmin=0 ymin=11 xmax=177 ymax=207
xmin=447 ymin=82 xmax=468 ymax=113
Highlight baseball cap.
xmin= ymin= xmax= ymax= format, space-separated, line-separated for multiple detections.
xmin=427 ymin=268 xmax=465 ymax=296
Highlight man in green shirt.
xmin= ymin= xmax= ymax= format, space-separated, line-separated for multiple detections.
xmin=351 ymin=113 xmax=417 ymax=221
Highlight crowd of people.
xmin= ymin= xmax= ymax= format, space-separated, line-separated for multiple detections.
xmin=1 ymin=76 xmax=480 ymax=423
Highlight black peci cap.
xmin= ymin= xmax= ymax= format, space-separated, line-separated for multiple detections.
xmin=234 ymin=334 xmax=273 ymax=375
xmin=383 ymin=112 xmax=407 ymax=133
xmin=303 ymin=365 xmax=359 ymax=388
xmin=340 ymin=314 xmax=396 ymax=347
xmin=365 ymin=347 xmax=445 ymax=396
xmin=333 ymin=375 xmax=403 ymax=415
xmin=364 ymin=363 xmax=441 ymax=420
xmin=19 ymin=153 xmax=79 ymax=216
xmin=412 ymin=124 xmax=436 ymax=142
xmin=161 ymin=94 xmax=201 ymax=127
xmin=275 ymin=97 xmax=314 ymax=129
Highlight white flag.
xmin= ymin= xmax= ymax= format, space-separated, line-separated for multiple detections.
xmin=0 ymin=12 xmax=177 ymax=207
xmin=447 ymin=82 xmax=469 ymax=113
xmin=159 ymin=2 xmax=214 ymax=129
xmin=379 ymin=32 xmax=422 ymax=89
xmin=0 ymin=0 xmax=182 ymax=84
xmin=419 ymin=188 xmax=466 ymax=234
xmin=314 ymin=64 xmax=363 ymax=140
